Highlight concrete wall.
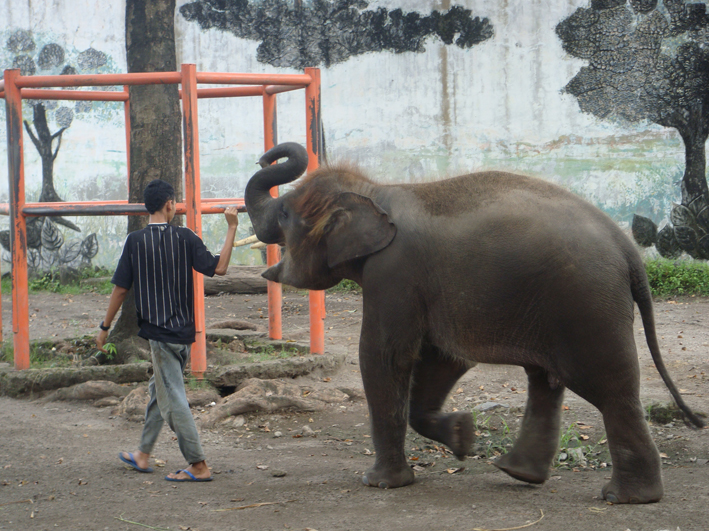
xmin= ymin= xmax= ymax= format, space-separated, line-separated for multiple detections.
xmin=0 ymin=0 xmax=686 ymax=267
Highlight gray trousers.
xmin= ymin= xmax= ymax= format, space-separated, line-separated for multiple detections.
xmin=138 ymin=341 xmax=205 ymax=464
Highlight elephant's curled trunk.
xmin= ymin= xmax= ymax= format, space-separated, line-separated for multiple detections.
xmin=245 ymin=142 xmax=309 ymax=244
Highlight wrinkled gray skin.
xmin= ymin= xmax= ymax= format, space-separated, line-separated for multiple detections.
xmin=244 ymin=143 xmax=704 ymax=504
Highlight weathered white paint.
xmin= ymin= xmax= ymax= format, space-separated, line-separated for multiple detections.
xmin=0 ymin=0 xmax=686 ymax=267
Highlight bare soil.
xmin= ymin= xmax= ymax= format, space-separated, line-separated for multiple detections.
xmin=0 ymin=290 xmax=708 ymax=531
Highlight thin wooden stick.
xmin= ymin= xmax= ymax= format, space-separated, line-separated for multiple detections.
xmin=233 ymin=234 xmax=260 ymax=247
xmin=114 ymin=514 xmax=171 ymax=530
xmin=213 ymin=499 xmax=297 ymax=512
xmin=471 ymin=509 xmax=545 ymax=531
xmin=0 ymin=499 xmax=32 ymax=507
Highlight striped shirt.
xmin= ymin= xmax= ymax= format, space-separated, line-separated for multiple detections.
xmin=112 ymin=223 xmax=220 ymax=344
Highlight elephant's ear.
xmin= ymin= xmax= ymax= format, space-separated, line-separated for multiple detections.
xmin=325 ymin=192 xmax=396 ymax=269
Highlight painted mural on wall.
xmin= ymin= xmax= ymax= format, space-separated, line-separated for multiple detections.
xmin=2 ymin=0 xmax=708 ymax=268
xmin=556 ymin=0 xmax=709 ymax=259
xmin=180 ymin=0 xmax=494 ymax=68
xmin=0 ymin=30 xmax=119 ymax=275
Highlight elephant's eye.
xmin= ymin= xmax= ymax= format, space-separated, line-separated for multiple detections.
xmin=279 ymin=205 xmax=288 ymax=221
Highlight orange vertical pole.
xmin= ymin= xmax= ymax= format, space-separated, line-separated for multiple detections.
xmin=124 ymin=85 xmax=131 ymax=194
xmin=4 ymin=69 xmax=29 ymax=370
xmin=304 ymin=67 xmax=325 ymax=355
xmin=181 ymin=64 xmax=207 ymax=377
xmin=263 ymin=91 xmax=283 ymax=340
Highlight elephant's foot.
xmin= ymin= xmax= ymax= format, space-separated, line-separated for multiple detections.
xmin=410 ymin=411 xmax=475 ymax=461
xmin=493 ymin=451 xmax=550 ymax=485
xmin=362 ymin=463 xmax=415 ymax=489
xmin=442 ymin=411 xmax=475 ymax=460
xmin=601 ymin=476 xmax=663 ymax=504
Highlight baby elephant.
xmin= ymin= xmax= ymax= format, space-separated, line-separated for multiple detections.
xmin=244 ymin=142 xmax=704 ymax=503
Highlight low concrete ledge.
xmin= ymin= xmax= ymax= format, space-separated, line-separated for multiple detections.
xmin=205 ymin=353 xmax=346 ymax=389
xmin=0 ymin=363 xmax=153 ymax=398
xmin=1 ymin=352 xmax=345 ymax=398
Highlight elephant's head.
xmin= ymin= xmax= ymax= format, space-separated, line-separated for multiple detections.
xmin=244 ymin=143 xmax=397 ymax=290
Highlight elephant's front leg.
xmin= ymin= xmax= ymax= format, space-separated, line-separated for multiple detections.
xmin=359 ymin=329 xmax=416 ymax=489
xmin=408 ymin=345 xmax=475 ymax=460
xmin=494 ymin=366 xmax=564 ymax=484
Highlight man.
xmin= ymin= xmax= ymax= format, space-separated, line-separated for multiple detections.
xmin=97 ymin=179 xmax=239 ymax=482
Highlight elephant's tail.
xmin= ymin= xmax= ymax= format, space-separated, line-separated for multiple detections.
xmin=631 ymin=266 xmax=705 ymax=428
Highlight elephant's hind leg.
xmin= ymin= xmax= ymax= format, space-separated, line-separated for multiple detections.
xmin=563 ymin=351 xmax=663 ymax=503
xmin=598 ymin=402 xmax=663 ymax=504
xmin=408 ymin=346 xmax=474 ymax=460
xmin=494 ymin=366 xmax=564 ymax=484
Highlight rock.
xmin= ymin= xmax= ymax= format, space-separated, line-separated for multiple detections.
xmin=696 ymin=458 xmax=708 ymax=466
xmin=567 ymin=447 xmax=586 ymax=467
xmin=42 ymin=380 xmax=132 ymax=402
xmin=301 ymin=425 xmax=315 ymax=436
xmin=473 ymin=402 xmax=510 ymax=412
xmin=273 ymin=431 xmax=283 ymax=438
xmin=337 ymin=387 xmax=366 ymax=401
xmin=116 ymin=385 xmax=149 ymax=422
xmin=271 ymin=469 xmax=287 ymax=477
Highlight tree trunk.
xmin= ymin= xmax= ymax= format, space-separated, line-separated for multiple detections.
xmin=23 ymin=104 xmax=80 ymax=232
xmin=111 ymin=0 xmax=182 ymax=344
xmin=679 ymin=114 xmax=709 ymax=206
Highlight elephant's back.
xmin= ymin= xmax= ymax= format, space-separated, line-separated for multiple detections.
xmin=401 ymin=171 xmax=580 ymax=217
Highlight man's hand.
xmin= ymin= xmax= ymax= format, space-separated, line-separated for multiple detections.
xmin=96 ymin=329 xmax=109 ymax=352
xmin=224 ymin=207 xmax=238 ymax=228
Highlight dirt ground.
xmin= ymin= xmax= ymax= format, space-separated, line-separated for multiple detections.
xmin=0 ymin=288 xmax=708 ymax=531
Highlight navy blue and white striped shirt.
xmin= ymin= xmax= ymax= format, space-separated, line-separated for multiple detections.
xmin=112 ymin=223 xmax=220 ymax=344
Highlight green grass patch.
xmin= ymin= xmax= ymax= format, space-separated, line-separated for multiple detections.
xmin=645 ymin=258 xmax=709 ymax=297
xmin=242 ymin=342 xmax=303 ymax=363
xmin=556 ymin=422 xmax=610 ymax=469
xmin=1 ymin=267 xmax=113 ymax=296
xmin=327 ymin=279 xmax=362 ymax=294
xmin=0 ymin=339 xmax=75 ymax=369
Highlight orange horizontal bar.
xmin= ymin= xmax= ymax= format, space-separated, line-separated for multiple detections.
xmin=196 ymin=72 xmax=312 ymax=86
xmin=21 ymin=200 xmax=246 ymax=217
xmin=184 ymin=86 xmax=264 ymax=99
xmin=265 ymin=84 xmax=307 ymax=95
xmin=16 ymin=71 xmax=183 ymax=89
xmin=21 ymin=89 xmax=128 ymax=101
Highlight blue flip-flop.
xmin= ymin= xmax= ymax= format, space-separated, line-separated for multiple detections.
xmin=165 ymin=469 xmax=213 ymax=482
xmin=119 ymin=452 xmax=154 ymax=473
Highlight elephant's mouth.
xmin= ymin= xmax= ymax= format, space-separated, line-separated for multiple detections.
xmin=262 ymin=261 xmax=283 ymax=283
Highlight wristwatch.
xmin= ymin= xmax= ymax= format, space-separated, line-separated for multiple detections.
xmin=99 ymin=321 xmax=110 ymax=332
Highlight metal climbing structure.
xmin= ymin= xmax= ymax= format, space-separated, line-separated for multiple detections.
xmin=1 ymin=64 xmax=325 ymax=373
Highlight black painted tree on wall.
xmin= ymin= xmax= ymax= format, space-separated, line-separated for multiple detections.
xmin=2 ymin=30 xmax=108 ymax=272
xmin=556 ymin=0 xmax=709 ymax=259
xmin=180 ymin=0 xmax=494 ymax=68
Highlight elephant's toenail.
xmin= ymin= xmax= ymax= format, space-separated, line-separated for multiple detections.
xmin=378 ymin=481 xmax=389 ymax=489
xmin=605 ymin=493 xmax=619 ymax=503
xmin=362 ymin=476 xmax=369 ymax=486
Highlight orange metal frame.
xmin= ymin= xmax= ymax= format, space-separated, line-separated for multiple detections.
xmin=1 ymin=64 xmax=325 ymax=373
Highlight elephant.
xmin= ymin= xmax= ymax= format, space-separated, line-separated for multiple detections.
xmin=244 ymin=142 xmax=704 ymax=504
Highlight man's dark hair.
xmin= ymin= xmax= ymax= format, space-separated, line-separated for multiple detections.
xmin=143 ymin=180 xmax=175 ymax=214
